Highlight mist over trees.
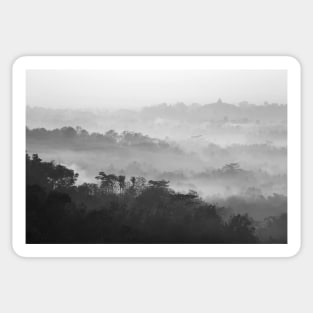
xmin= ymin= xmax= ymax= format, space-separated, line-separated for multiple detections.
xmin=26 ymin=101 xmax=287 ymax=146
xmin=26 ymin=100 xmax=287 ymax=244
xmin=26 ymin=126 xmax=287 ymax=202
xmin=26 ymin=126 xmax=181 ymax=153
xmin=27 ymin=101 xmax=287 ymax=130
xmin=26 ymin=153 xmax=286 ymax=244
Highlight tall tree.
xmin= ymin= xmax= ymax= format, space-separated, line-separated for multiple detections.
xmin=117 ymin=175 xmax=126 ymax=194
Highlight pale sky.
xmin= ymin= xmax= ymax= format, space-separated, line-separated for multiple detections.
xmin=26 ymin=70 xmax=287 ymax=110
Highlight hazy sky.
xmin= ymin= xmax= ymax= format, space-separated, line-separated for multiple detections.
xmin=27 ymin=70 xmax=287 ymax=110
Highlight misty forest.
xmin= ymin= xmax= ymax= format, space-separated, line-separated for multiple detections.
xmin=26 ymin=100 xmax=287 ymax=244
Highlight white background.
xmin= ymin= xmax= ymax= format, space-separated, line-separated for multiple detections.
xmin=0 ymin=0 xmax=310 ymax=312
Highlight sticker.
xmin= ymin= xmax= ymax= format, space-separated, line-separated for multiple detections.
xmin=12 ymin=56 xmax=301 ymax=257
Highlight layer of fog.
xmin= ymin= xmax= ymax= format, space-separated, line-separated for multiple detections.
xmin=27 ymin=101 xmax=287 ymax=149
xmin=26 ymin=101 xmax=287 ymax=220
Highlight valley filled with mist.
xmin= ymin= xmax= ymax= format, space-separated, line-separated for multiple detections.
xmin=27 ymin=101 xmax=287 ymax=229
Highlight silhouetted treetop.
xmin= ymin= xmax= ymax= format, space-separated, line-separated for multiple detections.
xmin=26 ymin=153 xmax=286 ymax=244
xmin=26 ymin=153 xmax=78 ymax=191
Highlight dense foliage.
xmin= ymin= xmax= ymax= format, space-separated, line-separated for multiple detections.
xmin=26 ymin=153 xmax=286 ymax=244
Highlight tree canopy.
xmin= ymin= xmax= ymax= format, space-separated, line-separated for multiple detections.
xmin=26 ymin=153 xmax=286 ymax=244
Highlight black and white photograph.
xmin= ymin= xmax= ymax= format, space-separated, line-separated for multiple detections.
xmin=22 ymin=58 xmax=292 ymax=247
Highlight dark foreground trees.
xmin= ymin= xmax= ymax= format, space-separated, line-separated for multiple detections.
xmin=25 ymin=153 xmax=286 ymax=244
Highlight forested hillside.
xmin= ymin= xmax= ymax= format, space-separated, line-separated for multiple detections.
xmin=26 ymin=153 xmax=287 ymax=244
